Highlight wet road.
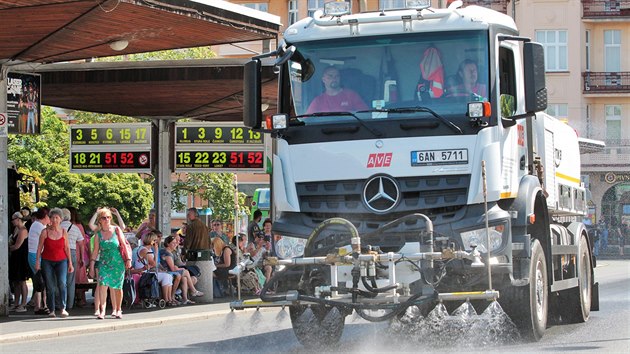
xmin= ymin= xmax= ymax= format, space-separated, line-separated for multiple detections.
xmin=2 ymin=260 xmax=628 ymax=353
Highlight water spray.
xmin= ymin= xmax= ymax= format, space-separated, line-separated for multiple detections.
xmin=481 ymin=160 xmax=493 ymax=293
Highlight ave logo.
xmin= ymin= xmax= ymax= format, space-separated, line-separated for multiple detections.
xmin=367 ymin=153 xmax=392 ymax=168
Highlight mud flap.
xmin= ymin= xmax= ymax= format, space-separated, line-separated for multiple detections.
xmin=590 ymin=282 xmax=599 ymax=311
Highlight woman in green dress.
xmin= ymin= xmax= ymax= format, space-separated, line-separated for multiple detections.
xmin=88 ymin=208 xmax=131 ymax=319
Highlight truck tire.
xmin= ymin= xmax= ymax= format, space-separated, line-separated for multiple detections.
xmin=502 ymin=239 xmax=548 ymax=341
xmin=289 ymin=305 xmax=345 ymax=348
xmin=559 ymin=235 xmax=592 ymax=323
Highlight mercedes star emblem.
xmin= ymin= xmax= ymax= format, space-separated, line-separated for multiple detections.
xmin=363 ymin=175 xmax=400 ymax=213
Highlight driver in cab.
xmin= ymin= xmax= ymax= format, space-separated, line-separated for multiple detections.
xmin=306 ymin=66 xmax=368 ymax=114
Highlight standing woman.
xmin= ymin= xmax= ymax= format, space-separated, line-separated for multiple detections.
xmin=28 ymin=208 xmax=50 ymax=315
xmin=35 ymin=208 xmax=74 ymax=318
xmin=68 ymin=206 xmax=89 ymax=307
xmin=9 ymin=212 xmax=30 ymax=312
xmin=61 ymin=208 xmax=84 ymax=310
xmin=88 ymin=208 xmax=130 ymax=319
xmin=136 ymin=209 xmax=156 ymax=239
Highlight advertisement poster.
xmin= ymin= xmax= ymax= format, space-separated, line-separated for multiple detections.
xmin=6 ymin=72 xmax=41 ymax=135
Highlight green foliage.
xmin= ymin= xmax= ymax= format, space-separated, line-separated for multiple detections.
xmin=95 ymin=47 xmax=216 ymax=62
xmin=172 ymin=172 xmax=248 ymax=222
xmin=8 ymin=107 xmax=153 ymax=226
xmin=71 ymin=110 xmax=140 ymax=124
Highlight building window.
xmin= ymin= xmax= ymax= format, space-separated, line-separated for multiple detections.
xmin=308 ymin=0 xmax=326 ymax=17
xmin=604 ymin=30 xmax=621 ymax=72
xmin=244 ymin=3 xmax=269 ymax=12
xmin=605 ymin=105 xmax=622 ymax=143
xmin=380 ymin=0 xmax=406 ymax=9
xmin=546 ymin=104 xmax=568 ymax=123
xmin=171 ymin=193 xmax=189 ymax=218
xmin=289 ymin=0 xmax=299 ymax=25
xmin=585 ymin=30 xmax=590 ymax=72
xmin=535 ymin=30 xmax=568 ymax=72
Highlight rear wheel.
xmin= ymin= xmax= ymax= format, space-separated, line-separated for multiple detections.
xmin=559 ymin=235 xmax=591 ymax=323
xmin=289 ymin=305 xmax=345 ymax=348
xmin=502 ymin=239 xmax=548 ymax=341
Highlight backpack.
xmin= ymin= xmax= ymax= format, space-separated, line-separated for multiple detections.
xmin=137 ymin=272 xmax=160 ymax=300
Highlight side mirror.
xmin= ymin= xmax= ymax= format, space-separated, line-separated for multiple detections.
xmin=523 ymin=42 xmax=547 ymax=114
xmin=500 ymin=94 xmax=516 ymax=118
xmin=243 ymin=59 xmax=262 ymax=129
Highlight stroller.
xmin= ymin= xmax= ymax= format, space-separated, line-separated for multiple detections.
xmin=137 ymin=267 xmax=166 ymax=309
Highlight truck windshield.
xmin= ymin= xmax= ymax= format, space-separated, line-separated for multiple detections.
xmin=288 ymin=30 xmax=489 ymax=124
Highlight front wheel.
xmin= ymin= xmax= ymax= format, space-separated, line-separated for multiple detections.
xmin=501 ymin=239 xmax=548 ymax=341
xmin=559 ymin=235 xmax=592 ymax=323
xmin=289 ymin=305 xmax=345 ymax=348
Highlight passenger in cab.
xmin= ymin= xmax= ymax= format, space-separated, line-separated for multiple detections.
xmin=307 ymin=66 xmax=368 ymax=114
xmin=446 ymin=59 xmax=487 ymax=99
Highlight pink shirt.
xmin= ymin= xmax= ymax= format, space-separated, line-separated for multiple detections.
xmin=307 ymin=89 xmax=368 ymax=114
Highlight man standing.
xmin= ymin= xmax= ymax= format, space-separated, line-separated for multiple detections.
xmin=599 ymin=220 xmax=608 ymax=253
xmin=248 ymin=209 xmax=263 ymax=244
xmin=183 ymin=208 xmax=209 ymax=253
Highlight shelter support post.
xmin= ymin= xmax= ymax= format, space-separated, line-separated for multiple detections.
xmin=153 ymin=118 xmax=173 ymax=236
xmin=0 ymin=65 xmax=9 ymax=316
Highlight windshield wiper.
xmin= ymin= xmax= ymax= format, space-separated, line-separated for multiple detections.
xmin=359 ymin=106 xmax=463 ymax=135
xmin=294 ymin=111 xmax=382 ymax=137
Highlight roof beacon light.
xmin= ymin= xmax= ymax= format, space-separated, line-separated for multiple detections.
xmin=324 ymin=1 xmax=351 ymax=16
xmin=406 ymin=0 xmax=431 ymax=10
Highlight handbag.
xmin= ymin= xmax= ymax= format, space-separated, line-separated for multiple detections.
xmin=122 ymin=271 xmax=136 ymax=308
xmin=116 ymin=227 xmax=133 ymax=269
xmin=33 ymin=270 xmax=45 ymax=292
xmin=183 ymin=265 xmax=201 ymax=278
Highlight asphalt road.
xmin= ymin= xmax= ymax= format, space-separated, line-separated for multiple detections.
xmin=2 ymin=260 xmax=628 ymax=353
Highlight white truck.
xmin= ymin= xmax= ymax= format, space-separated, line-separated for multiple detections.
xmin=237 ymin=0 xmax=598 ymax=344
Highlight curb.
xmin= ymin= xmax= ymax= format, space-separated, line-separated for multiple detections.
xmin=0 ymin=308 xmax=246 ymax=344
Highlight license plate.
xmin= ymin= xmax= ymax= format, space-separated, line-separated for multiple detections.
xmin=411 ymin=149 xmax=468 ymax=166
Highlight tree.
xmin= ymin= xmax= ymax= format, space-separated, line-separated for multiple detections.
xmin=172 ymin=172 xmax=249 ymax=223
xmin=95 ymin=47 xmax=216 ymax=62
xmin=8 ymin=107 xmax=153 ymax=226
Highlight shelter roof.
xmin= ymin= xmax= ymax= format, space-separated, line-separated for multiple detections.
xmin=35 ymin=59 xmax=278 ymax=120
xmin=1 ymin=0 xmax=281 ymax=120
xmin=0 ymin=0 xmax=280 ymax=64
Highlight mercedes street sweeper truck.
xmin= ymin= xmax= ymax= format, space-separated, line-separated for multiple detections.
xmin=235 ymin=0 xmax=599 ymax=345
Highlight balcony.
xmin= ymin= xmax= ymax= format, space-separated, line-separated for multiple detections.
xmin=582 ymin=72 xmax=630 ymax=93
xmin=463 ymin=0 xmax=509 ymax=14
xmin=582 ymin=0 xmax=630 ymax=19
xmin=582 ymin=139 xmax=630 ymax=168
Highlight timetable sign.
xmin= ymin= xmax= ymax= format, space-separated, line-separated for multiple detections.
xmin=175 ymin=149 xmax=265 ymax=172
xmin=175 ymin=123 xmax=262 ymax=145
xmin=70 ymin=123 xmax=151 ymax=146
xmin=70 ymin=150 xmax=151 ymax=173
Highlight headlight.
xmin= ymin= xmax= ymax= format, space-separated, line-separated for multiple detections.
xmin=460 ymin=225 xmax=504 ymax=253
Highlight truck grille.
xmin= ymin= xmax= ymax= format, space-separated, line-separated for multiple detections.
xmin=296 ymin=175 xmax=470 ymax=215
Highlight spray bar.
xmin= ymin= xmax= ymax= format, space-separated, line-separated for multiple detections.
xmin=438 ymin=290 xmax=500 ymax=301
xmin=265 ymin=251 xmax=445 ymax=267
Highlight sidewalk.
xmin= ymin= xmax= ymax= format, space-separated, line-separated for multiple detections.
xmin=0 ymin=296 xmax=257 ymax=344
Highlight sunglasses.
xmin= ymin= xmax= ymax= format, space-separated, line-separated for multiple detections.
xmin=101 ymin=216 xmax=112 ymax=220
xmin=213 ymin=223 xmax=221 ymax=226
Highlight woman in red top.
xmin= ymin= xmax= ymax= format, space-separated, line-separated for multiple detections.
xmin=35 ymin=208 xmax=74 ymax=318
